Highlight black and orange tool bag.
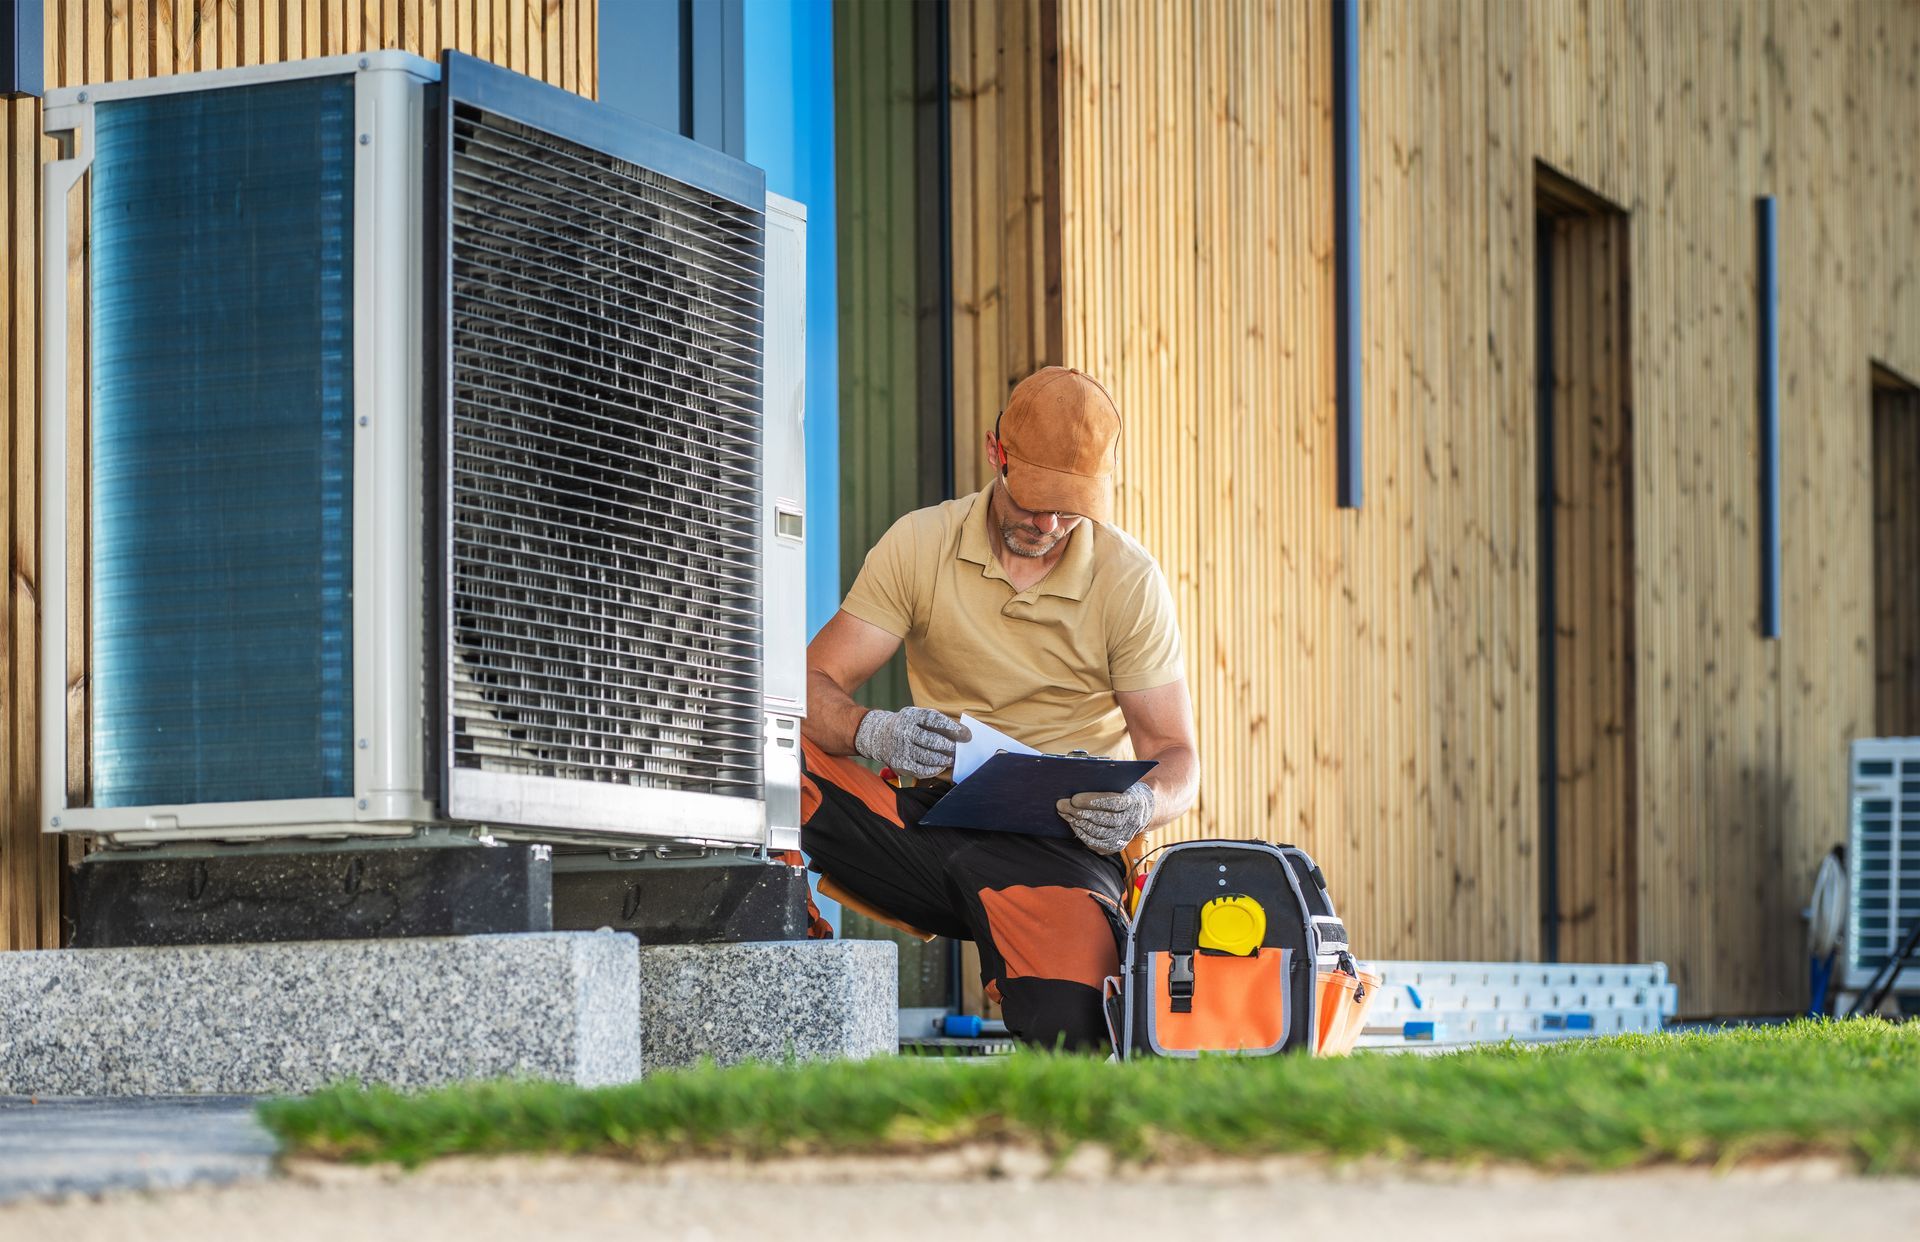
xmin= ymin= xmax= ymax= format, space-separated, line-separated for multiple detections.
xmin=1101 ymin=840 xmax=1373 ymax=1058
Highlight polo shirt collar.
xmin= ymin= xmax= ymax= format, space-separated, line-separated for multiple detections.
xmin=957 ymin=486 xmax=1097 ymax=602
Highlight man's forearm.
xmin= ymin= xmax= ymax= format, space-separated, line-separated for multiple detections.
xmin=803 ymin=668 xmax=872 ymax=756
xmin=1140 ymin=746 xmax=1199 ymax=828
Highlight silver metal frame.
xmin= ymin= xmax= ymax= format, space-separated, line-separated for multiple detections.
xmin=41 ymin=53 xmax=440 ymax=844
xmin=41 ymin=53 xmax=807 ymax=853
xmin=761 ymin=193 xmax=808 ymax=854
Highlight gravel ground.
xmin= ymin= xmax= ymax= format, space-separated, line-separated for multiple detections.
xmin=4 ymin=1149 xmax=1918 ymax=1241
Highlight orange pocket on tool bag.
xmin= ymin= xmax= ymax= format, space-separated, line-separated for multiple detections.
xmin=1147 ymin=948 xmax=1291 ymax=1055
xmin=1314 ymin=966 xmax=1380 ymax=1056
xmin=1342 ymin=969 xmax=1381 ymax=1053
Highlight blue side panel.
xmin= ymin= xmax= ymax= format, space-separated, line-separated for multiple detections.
xmin=596 ymin=0 xmax=684 ymax=134
xmin=743 ymin=0 xmax=839 ymax=641
xmin=2 ymin=0 xmax=44 ymax=98
xmin=1333 ymin=0 xmax=1363 ymax=509
xmin=89 ymin=77 xmax=355 ymax=807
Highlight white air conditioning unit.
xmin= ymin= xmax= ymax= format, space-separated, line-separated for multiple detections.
xmin=39 ymin=52 xmax=806 ymax=853
xmin=1847 ymin=739 xmax=1920 ymax=993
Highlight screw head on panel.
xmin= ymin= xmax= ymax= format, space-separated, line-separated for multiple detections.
xmin=358 ymin=416 xmax=368 ymax=426
xmin=50 ymin=817 xmax=59 ymax=827
xmin=358 ymin=58 xmax=370 ymax=70
xmin=357 ymin=799 xmax=368 ymax=811
xmin=358 ymin=738 xmax=369 ymax=749
xmin=77 ymin=92 xmax=87 ymax=102
xmin=359 ymin=134 xmax=371 ymax=146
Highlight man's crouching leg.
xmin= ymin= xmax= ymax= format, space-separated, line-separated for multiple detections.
xmin=952 ymin=839 xmax=1127 ymax=1052
xmin=797 ymin=737 xmax=973 ymax=941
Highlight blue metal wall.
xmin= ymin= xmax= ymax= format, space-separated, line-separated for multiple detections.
xmin=744 ymin=0 xmax=840 ymax=640
xmin=601 ymin=0 xmax=839 ymax=641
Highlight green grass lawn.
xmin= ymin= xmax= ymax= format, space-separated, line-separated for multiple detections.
xmin=259 ymin=1019 xmax=1920 ymax=1172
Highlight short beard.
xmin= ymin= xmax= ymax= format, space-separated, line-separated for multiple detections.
xmin=998 ymin=518 xmax=1063 ymax=559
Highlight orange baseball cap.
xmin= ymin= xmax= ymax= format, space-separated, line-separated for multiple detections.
xmin=996 ymin=366 xmax=1121 ymax=522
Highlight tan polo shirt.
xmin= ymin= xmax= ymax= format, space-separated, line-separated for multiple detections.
xmin=839 ymin=488 xmax=1183 ymax=759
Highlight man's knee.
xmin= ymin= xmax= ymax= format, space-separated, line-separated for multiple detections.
xmin=975 ymin=883 xmax=1122 ymax=987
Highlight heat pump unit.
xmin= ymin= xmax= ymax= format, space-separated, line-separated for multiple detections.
xmin=1846 ymin=739 xmax=1920 ymax=993
xmin=39 ymin=52 xmax=807 ymax=853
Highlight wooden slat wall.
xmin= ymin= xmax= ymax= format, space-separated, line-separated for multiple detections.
xmin=31 ymin=1 xmax=594 ymax=86
xmin=1 ymin=90 xmax=49 ymax=953
xmin=1029 ymin=0 xmax=1920 ymax=1014
xmin=0 ymin=0 xmax=595 ymax=952
xmin=948 ymin=0 xmax=1055 ymax=496
xmin=833 ymin=0 xmax=947 ymax=716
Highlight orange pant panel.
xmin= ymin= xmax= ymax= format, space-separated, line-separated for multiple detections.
xmin=799 ymin=736 xmax=904 ymax=828
xmin=978 ymin=884 xmax=1120 ymax=990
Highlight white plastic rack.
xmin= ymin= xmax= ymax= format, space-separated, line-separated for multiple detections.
xmin=1355 ymin=960 xmax=1677 ymax=1052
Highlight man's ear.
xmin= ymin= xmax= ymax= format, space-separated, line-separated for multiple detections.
xmin=984 ymin=432 xmax=1004 ymax=472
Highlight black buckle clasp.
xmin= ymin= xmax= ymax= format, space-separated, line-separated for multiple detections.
xmin=1168 ymin=952 xmax=1195 ymax=1014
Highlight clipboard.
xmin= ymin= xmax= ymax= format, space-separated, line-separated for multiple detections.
xmin=919 ymin=752 xmax=1157 ymax=838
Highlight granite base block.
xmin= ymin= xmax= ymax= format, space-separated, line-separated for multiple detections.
xmin=0 ymin=932 xmax=642 ymax=1096
xmin=638 ymin=939 xmax=898 ymax=1070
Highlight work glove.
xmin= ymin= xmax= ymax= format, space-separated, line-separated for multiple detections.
xmin=854 ymin=706 xmax=971 ymax=779
xmin=1056 ymin=782 xmax=1157 ymax=855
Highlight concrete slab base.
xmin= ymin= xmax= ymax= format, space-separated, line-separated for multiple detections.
xmin=638 ymin=939 xmax=898 ymax=1071
xmin=0 ymin=1096 xmax=275 ymax=1203
xmin=0 ymin=932 xmax=642 ymax=1096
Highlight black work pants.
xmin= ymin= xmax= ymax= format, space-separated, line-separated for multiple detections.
xmin=799 ymin=738 xmax=1125 ymax=1052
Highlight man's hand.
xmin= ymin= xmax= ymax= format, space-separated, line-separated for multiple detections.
xmin=1056 ymin=782 xmax=1156 ymax=855
xmin=854 ymin=707 xmax=971 ymax=779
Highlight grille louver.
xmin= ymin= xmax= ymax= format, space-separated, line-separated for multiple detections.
xmin=447 ymin=103 xmax=766 ymax=802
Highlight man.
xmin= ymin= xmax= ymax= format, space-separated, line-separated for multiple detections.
xmin=801 ymin=366 xmax=1199 ymax=1050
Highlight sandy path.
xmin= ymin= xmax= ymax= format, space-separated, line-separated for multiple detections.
xmin=4 ymin=1151 xmax=1918 ymax=1241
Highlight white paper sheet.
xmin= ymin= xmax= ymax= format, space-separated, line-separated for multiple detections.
xmin=953 ymin=713 xmax=1041 ymax=783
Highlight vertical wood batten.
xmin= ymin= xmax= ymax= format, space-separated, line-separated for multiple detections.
xmin=0 ymin=105 xmax=13 ymax=944
xmin=1032 ymin=0 xmax=1918 ymax=1011
xmin=947 ymin=0 xmax=1059 ymax=499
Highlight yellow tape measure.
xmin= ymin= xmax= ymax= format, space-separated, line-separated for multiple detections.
xmin=1196 ymin=894 xmax=1266 ymax=956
